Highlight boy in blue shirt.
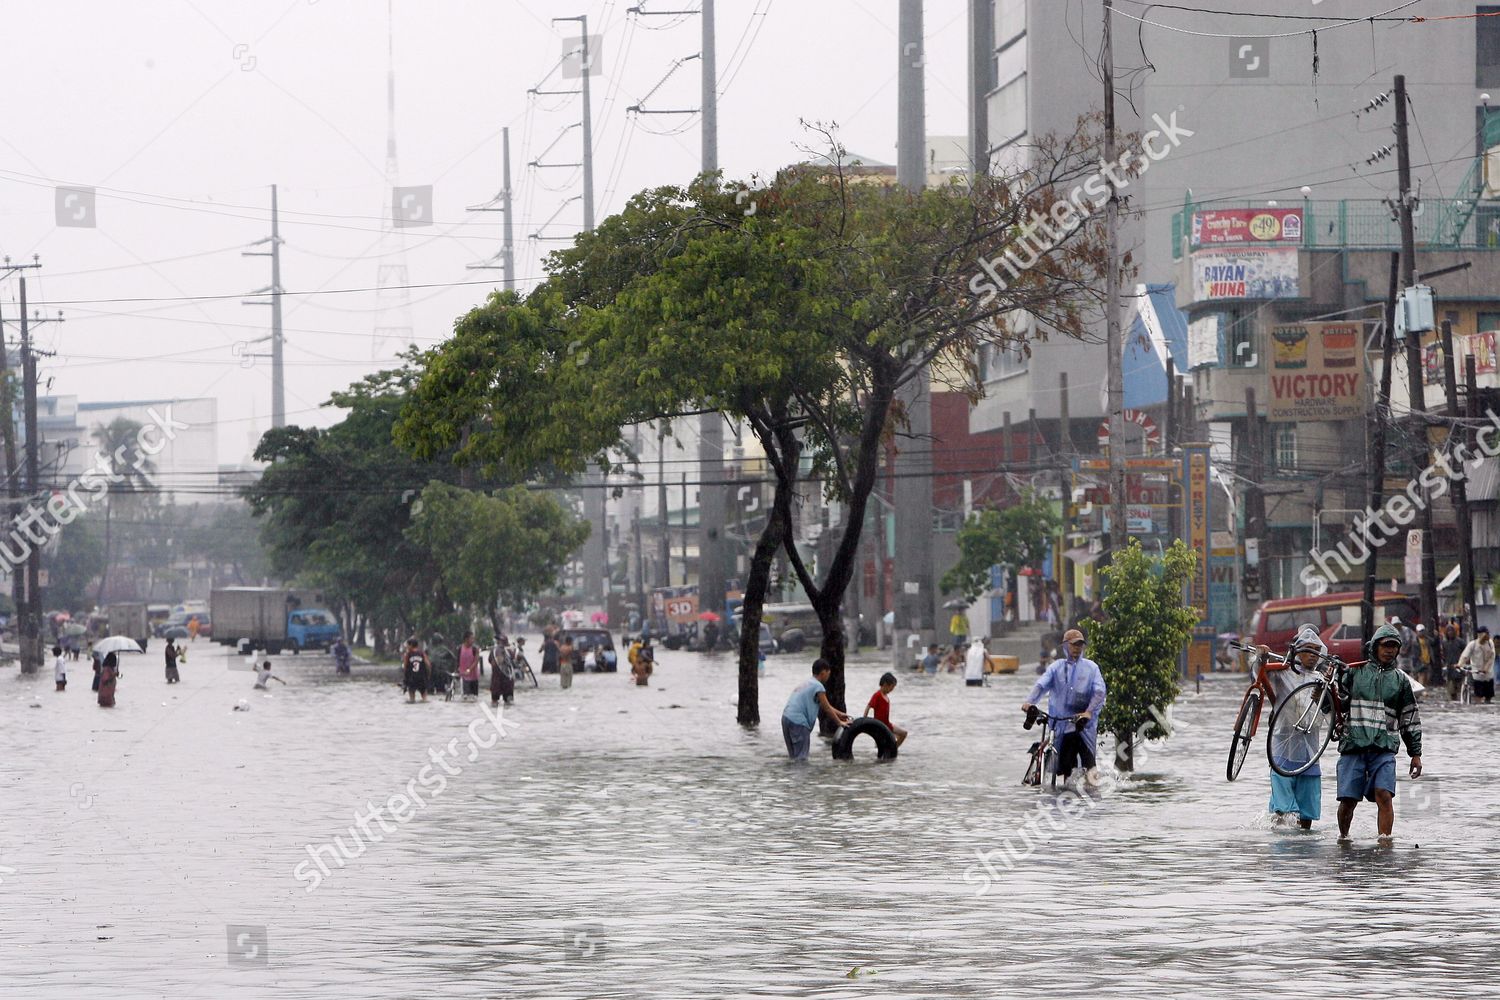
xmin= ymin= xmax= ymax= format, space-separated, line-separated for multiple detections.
xmin=781 ymin=659 xmax=852 ymax=761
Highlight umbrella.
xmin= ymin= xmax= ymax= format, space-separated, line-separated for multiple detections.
xmin=93 ymin=636 xmax=143 ymax=656
xmin=698 ymin=611 xmax=722 ymax=623
xmin=943 ymin=599 xmax=968 ymax=610
xmin=61 ymin=623 xmax=88 ymax=637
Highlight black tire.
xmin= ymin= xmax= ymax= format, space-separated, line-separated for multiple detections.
xmin=781 ymin=629 xmax=806 ymax=654
xmin=1266 ymin=679 xmax=1336 ymax=777
xmin=267 ymin=643 xmax=283 ymax=656
xmin=831 ymin=718 xmax=898 ymax=761
xmin=1226 ymin=689 xmax=1262 ymax=782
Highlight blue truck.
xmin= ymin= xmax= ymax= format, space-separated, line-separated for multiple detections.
xmin=211 ymin=587 xmax=341 ymax=655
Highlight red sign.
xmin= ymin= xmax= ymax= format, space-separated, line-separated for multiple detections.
xmin=1191 ymin=208 xmax=1303 ymax=247
xmin=1097 ymin=409 xmax=1162 ymax=454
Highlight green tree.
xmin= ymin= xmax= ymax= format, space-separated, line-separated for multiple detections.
xmin=91 ymin=417 xmax=155 ymax=605
xmin=1082 ymin=539 xmax=1200 ymax=771
xmin=405 ymin=481 xmax=589 ymax=637
xmin=941 ymin=491 xmax=1061 ymax=603
xmin=42 ymin=514 xmax=105 ymax=611
xmin=396 ymin=122 xmax=1114 ymax=724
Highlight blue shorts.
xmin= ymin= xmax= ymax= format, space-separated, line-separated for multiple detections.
xmin=1268 ymin=771 xmax=1322 ymax=821
xmin=781 ymin=717 xmax=812 ymax=761
xmin=1336 ymin=750 xmax=1397 ymax=802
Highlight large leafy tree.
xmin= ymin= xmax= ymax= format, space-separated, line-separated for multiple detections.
xmin=91 ymin=417 xmax=155 ymax=605
xmin=405 ymin=481 xmax=589 ymax=637
xmin=42 ymin=514 xmax=105 ymax=611
xmin=1082 ymin=539 xmax=1199 ymax=771
xmin=396 ymin=122 xmax=1113 ymax=724
xmin=941 ymin=491 xmax=1062 ymax=603
xmin=247 ymin=365 xmax=459 ymax=650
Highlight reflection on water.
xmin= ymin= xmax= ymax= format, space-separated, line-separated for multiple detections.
xmin=2 ymin=643 xmax=1492 ymax=998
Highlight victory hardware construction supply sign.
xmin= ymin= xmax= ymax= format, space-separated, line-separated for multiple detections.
xmin=1267 ymin=321 xmax=1365 ymax=422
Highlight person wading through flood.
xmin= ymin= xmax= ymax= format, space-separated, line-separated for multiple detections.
xmin=163 ymin=637 xmax=182 ymax=684
xmin=457 ymin=632 xmax=482 ymax=702
xmin=1022 ymin=629 xmax=1107 ymax=788
xmin=97 ymin=652 xmax=121 ymax=708
xmin=1336 ymin=622 xmax=1422 ymax=842
xmin=402 ymin=637 xmax=431 ymax=703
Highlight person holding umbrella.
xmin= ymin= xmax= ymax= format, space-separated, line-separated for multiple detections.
xmin=93 ymin=635 xmax=144 ymax=708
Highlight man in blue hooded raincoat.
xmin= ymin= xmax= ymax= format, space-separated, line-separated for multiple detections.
xmin=1022 ymin=628 xmax=1107 ymax=787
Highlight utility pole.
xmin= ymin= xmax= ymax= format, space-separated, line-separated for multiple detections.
xmin=1465 ymin=354 xmax=1480 ymax=631
xmin=1394 ymin=74 xmax=1439 ymax=632
xmin=1243 ymin=388 xmax=1266 ymax=627
xmin=1439 ymin=319 xmax=1475 ymax=635
xmin=466 ymin=127 xmax=516 ymax=290
xmin=242 ymin=185 xmax=285 ymax=428
xmin=658 ymin=422 xmax=670 ymax=592
xmin=20 ymin=278 xmax=41 ymax=673
xmin=552 ymin=15 xmax=596 ymax=232
xmin=967 ymin=0 xmax=994 ymax=180
xmin=892 ymin=0 xmax=935 ymax=669
xmin=0 ymin=256 xmax=40 ymax=671
xmin=697 ymin=0 xmax=726 ymax=632
xmin=1361 ymin=252 xmax=1400 ymax=637
xmin=1103 ymin=0 xmax=1128 ymax=563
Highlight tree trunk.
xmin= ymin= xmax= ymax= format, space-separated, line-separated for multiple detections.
xmin=1115 ymin=730 xmax=1136 ymax=773
xmin=735 ymin=474 xmax=793 ymax=727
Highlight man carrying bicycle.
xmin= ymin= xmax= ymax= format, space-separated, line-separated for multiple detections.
xmin=1262 ymin=625 xmax=1326 ymax=829
xmin=1022 ymin=628 xmax=1107 ymax=788
xmin=1335 ymin=622 xmax=1422 ymax=842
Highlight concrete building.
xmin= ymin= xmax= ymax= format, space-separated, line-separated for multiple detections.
xmin=36 ymin=396 xmax=219 ymax=504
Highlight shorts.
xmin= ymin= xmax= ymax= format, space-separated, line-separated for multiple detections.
xmin=1056 ymin=731 xmax=1096 ymax=775
xmin=1336 ymin=750 xmax=1397 ymax=802
xmin=1268 ymin=770 xmax=1323 ymax=821
xmin=1476 ymin=678 xmax=1496 ymax=699
xmin=462 ymin=678 xmax=479 ymax=696
xmin=404 ymin=671 xmax=428 ymax=695
xmin=781 ymin=717 xmax=812 ymax=761
xmin=965 ymin=678 xmax=984 ymax=687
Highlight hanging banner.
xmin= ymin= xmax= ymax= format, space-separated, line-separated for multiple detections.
xmin=1188 ymin=313 xmax=1221 ymax=368
xmin=1190 ymin=247 xmax=1299 ymax=301
xmin=1267 ymin=321 xmax=1365 ymax=422
xmin=1467 ymin=330 xmax=1498 ymax=375
xmin=1190 ymin=208 xmax=1303 ymax=247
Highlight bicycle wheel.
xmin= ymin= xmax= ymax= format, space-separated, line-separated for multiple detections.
xmin=1226 ymin=688 xmax=1262 ymax=782
xmin=1022 ymin=747 xmax=1042 ymax=786
xmin=1461 ymin=674 xmax=1473 ymax=705
xmin=1266 ymin=680 xmax=1336 ymax=778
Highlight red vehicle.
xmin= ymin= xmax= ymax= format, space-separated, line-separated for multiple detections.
xmin=1319 ymin=622 xmax=1365 ymax=664
xmin=1249 ymin=590 xmax=1415 ymax=652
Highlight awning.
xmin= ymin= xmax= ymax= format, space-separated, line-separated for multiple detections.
xmin=1064 ymin=547 xmax=1103 ymax=566
xmin=1437 ymin=564 xmax=1461 ymax=592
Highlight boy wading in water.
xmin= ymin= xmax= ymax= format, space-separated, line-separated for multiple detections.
xmin=1336 ymin=622 xmax=1422 ymax=842
xmin=780 ymin=659 xmax=851 ymax=761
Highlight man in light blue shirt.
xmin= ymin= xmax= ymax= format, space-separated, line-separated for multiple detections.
xmin=1022 ymin=629 xmax=1107 ymax=786
xmin=782 ymin=659 xmax=852 ymax=761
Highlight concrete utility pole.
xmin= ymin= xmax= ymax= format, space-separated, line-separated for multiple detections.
xmin=967 ymin=0 xmax=993 ymax=180
xmin=893 ymin=0 xmax=935 ymax=667
xmin=466 ymin=127 xmax=516 ymax=290
xmin=697 ymin=0 xmax=727 ymax=630
xmin=20 ymin=278 xmax=41 ymax=672
xmin=1394 ymin=74 xmax=1439 ymax=631
xmin=242 ymin=185 xmax=285 ymax=429
xmin=0 ymin=257 xmax=40 ymax=671
xmin=1439 ymin=319 xmax=1476 ymax=635
xmin=1361 ymin=252 xmax=1400 ymax=637
xmin=1103 ymin=0 xmax=1128 ymax=563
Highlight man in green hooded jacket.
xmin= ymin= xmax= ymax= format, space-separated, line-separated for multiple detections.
xmin=1335 ymin=622 xmax=1423 ymax=841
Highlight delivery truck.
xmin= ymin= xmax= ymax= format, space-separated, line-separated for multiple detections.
xmin=101 ymin=602 xmax=151 ymax=650
xmin=211 ymin=587 xmax=341 ymax=654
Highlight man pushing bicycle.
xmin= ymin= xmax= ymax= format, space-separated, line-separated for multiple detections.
xmin=1335 ymin=622 xmax=1423 ymax=842
xmin=1022 ymin=628 xmax=1107 ymax=788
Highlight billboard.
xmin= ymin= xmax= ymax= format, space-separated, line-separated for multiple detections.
xmin=1191 ymin=247 xmax=1299 ymax=301
xmin=1267 ymin=321 xmax=1365 ymax=422
xmin=1191 ymin=208 xmax=1303 ymax=247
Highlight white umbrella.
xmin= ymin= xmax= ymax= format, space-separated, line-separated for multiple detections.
xmin=94 ymin=636 xmax=143 ymax=656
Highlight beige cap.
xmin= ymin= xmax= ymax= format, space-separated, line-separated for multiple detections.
xmin=1062 ymin=629 xmax=1087 ymax=645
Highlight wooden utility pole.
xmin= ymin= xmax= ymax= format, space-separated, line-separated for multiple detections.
xmin=1394 ymin=74 xmax=1439 ymax=632
xmin=19 ymin=278 xmax=41 ymax=673
xmin=1439 ymin=319 xmax=1475 ymax=635
xmin=1465 ymin=354 xmax=1481 ymax=632
xmin=1362 ymin=252 xmax=1401 ymax=637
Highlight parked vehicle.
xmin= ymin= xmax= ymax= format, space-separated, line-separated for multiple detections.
xmin=758 ymin=603 xmax=824 ymax=654
xmin=147 ymin=604 xmax=172 ymax=633
xmin=1249 ymin=590 xmax=1415 ymax=652
xmin=157 ymin=610 xmax=212 ymax=639
xmin=553 ymin=628 xmax=618 ymax=672
xmin=101 ymin=602 xmax=151 ymax=651
xmin=211 ymin=587 xmax=340 ymax=654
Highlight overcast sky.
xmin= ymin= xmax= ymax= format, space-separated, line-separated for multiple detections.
xmin=0 ymin=1 xmax=979 ymax=465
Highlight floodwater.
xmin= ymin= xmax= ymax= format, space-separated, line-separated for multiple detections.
xmin=1 ymin=640 xmax=1492 ymax=999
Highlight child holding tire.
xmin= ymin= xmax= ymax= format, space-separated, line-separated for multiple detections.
xmin=863 ymin=672 xmax=908 ymax=748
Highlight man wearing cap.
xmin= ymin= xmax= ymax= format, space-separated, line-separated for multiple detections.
xmin=1336 ymin=622 xmax=1423 ymax=841
xmin=1022 ymin=629 xmax=1107 ymax=787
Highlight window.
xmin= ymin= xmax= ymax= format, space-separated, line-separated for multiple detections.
xmin=995 ymin=0 xmax=1026 ymax=46
xmin=989 ymin=73 xmax=1028 ymax=150
xmin=1275 ymin=426 xmax=1297 ymax=472
xmin=1479 ymin=311 xmax=1500 ymax=333
xmin=1480 ymin=7 xmax=1500 ymax=88
xmin=991 ymin=342 xmax=1029 ymax=379
xmin=1224 ymin=311 xmax=1258 ymax=367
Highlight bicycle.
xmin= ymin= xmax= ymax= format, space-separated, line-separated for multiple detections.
xmin=1021 ymin=706 xmax=1086 ymax=790
xmin=1224 ymin=640 xmax=1296 ymax=782
xmin=1458 ymin=666 xmax=1476 ymax=705
xmin=1264 ymin=647 xmax=1348 ymax=778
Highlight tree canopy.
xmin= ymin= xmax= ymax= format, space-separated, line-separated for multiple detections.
xmin=941 ymin=491 xmax=1063 ymax=604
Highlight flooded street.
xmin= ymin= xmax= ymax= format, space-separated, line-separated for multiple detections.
xmin=3 ymin=641 xmax=1493 ymax=999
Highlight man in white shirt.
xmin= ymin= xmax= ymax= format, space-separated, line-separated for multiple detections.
xmin=964 ymin=638 xmax=987 ymax=688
